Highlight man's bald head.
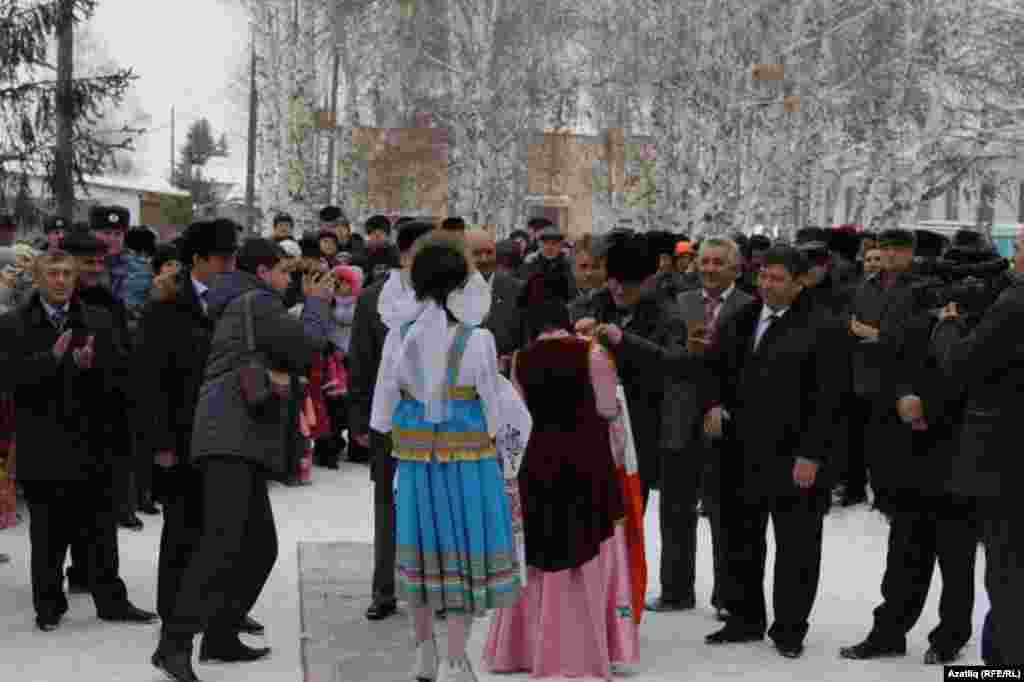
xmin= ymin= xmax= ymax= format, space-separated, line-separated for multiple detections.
xmin=465 ymin=229 xmax=497 ymax=278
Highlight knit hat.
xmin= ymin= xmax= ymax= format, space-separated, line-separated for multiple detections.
xmin=332 ymin=264 xmax=364 ymax=297
xmin=675 ymin=240 xmax=693 ymax=256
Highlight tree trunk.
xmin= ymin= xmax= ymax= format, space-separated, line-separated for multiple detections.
xmin=245 ymin=27 xmax=258 ymax=233
xmin=54 ymin=0 xmax=75 ymax=222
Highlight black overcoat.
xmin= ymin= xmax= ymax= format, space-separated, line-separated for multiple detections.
xmin=0 ymin=292 xmax=118 ymax=482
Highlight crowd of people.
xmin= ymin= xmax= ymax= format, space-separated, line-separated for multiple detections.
xmin=0 ymin=204 xmax=1019 ymax=682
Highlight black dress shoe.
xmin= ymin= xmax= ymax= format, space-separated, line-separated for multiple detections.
xmin=237 ymin=615 xmax=265 ymax=635
xmin=0 ymin=553 xmax=10 ymax=564
xmin=715 ymin=607 xmax=731 ymax=622
xmin=705 ymin=625 xmax=765 ymax=645
xmin=199 ymin=636 xmax=271 ymax=663
xmin=645 ymin=597 xmax=696 ymax=612
xmin=98 ymin=603 xmax=159 ymax=623
xmin=775 ymin=641 xmax=805 ymax=659
xmin=839 ymin=639 xmax=906 ymax=660
xmin=139 ymin=501 xmax=161 ymax=515
xmin=152 ymin=649 xmax=201 ymax=682
xmin=365 ymin=600 xmax=397 ymax=621
xmin=924 ymin=646 xmax=960 ymax=665
xmin=119 ymin=514 xmax=144 ymax=531
xmin=839 ymin=490 xmax=869 ymax=507
xmin=36 ymin=616 xmax=62 ymax=632
xmin=435 ymin=607 xmax=447 ymax=620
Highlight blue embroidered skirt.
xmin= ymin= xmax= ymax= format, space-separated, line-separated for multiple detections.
xmin=393 ymin=394 xmax=521 ymax=616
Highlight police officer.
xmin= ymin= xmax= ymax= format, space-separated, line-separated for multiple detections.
xmin=44 ymin=216 xmax=69 ymax=251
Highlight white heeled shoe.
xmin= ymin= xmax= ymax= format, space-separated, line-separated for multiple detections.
xmin=412 ymin=638 xmax=439 ymax=681
xmin=437 ymin=656 xmax=479 ymax=682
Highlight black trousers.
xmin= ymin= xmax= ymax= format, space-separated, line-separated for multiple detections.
xmin=370 ymin=431 xmax=396 ymax=604
xmin=703 ymin=497 xmax=730 ymax=610
xmin=22 ymin=480 xmax=128 ymax=620
xmin=840 ymin=395 xmax=871 ymax=495
xmin=724 ymin=496 xmax=825 ymax=646
xmin=156 ymin=465 xmax=205 ymax=622
xmin=868 ymin=507 xmax=977 ymax=651
xmin=163 ymin=457 xmax=277 ymax=639
xmin=657 ymin=451 xmax=698 ymax=605
xmin=981 ymin=512 xmax=1022 ymax=665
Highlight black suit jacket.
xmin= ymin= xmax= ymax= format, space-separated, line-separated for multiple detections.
xmin=348 ymin=278 xmax=389 ymax=441
xmin=482 ymin=271 xmax=524 ymax=357
xmin=0 ymin=292 xmax=118 ymax=482
xmin=702 ymin=291 xmax=845 ymax=502
xmin=135 ymin=274 xmax=215 ymax=465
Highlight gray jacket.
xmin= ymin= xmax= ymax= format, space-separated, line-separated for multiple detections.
xmin=660 ymin=286 xmax=755 ymax=452
xmin=190 ymin=270 xmax=330 ymax=468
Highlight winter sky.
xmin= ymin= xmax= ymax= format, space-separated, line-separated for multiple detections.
xmin=89 ymin=0 xmax=251 ymax=187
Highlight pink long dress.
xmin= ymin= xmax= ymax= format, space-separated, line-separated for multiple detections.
xmin=482 ymin=333 xmax=640 ymax=680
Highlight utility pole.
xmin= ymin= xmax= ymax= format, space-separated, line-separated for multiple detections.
xmin=245 ymin=25 xmax=258 ymax=232
xmin=54 ymin=0 xmax=75 ymax=222
xmin=324 ymin=46 xmax=340 ymax=205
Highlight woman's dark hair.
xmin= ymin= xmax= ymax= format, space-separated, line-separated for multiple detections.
xmin=236 ymin=237 xmax=286 ymax=275
xmin=761 ymin=245 xmax=811 ymax=279
xmin=152 ymin=243 xmax=180 ymax=273
xmin=410 ymin=238 xmax=470 ymax=313
xmin=518 ymin=272 xmax=571 ymax=340
xmin=496 ymin=239 xmax=522 ymax=270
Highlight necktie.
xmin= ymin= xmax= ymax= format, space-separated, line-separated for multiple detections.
xmin=51 ymin=309 xmax=66 ymax=331
xmin=704 ymin=294 xmax=722 ymax=330
xmin=753 ymin=312 xmax=779 ymax=352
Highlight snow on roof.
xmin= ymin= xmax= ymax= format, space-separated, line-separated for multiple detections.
xmin=81 ymin=173 xmax=190 ymax=197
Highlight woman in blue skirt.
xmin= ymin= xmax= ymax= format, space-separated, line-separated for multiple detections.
xmin=370 ymin=231 xmax=521 ymax=682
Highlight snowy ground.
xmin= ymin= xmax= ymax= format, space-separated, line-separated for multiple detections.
xmin=0 ymin=462 xmax=989 ymax=682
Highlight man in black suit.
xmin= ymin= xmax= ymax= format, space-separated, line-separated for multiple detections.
xmin=465 ymin=229 xmax=523 ymax=370
xmin=0 ymin=247 xmax=156 ymax=631
xmin=349 ymin=220 xmax=435 ymax=621
xmin=600 ymin=245 xmax=844 ymax=659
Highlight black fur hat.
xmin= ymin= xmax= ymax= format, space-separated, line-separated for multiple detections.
xmin=605 ymin=233 xmax=658 ymax=284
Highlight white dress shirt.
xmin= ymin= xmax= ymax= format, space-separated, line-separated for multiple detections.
xmin=753 ymin=304 xmax=788 ymax=351
xmin=192 ymin=277 xmax=209 ymax=314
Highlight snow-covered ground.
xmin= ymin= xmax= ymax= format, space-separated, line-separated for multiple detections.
xmin=0 ymin=463 xmax=988 ymax=682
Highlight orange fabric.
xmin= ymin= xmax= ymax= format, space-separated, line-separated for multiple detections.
xmin=617 ymin=468 xmax=646 ymax=625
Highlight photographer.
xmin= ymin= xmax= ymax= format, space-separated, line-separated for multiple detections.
xmin=929 ymin=227 xmax=1024 ymax=666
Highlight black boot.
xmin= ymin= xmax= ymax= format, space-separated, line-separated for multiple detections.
xmin=199 ymin=633 xmax=271 ymax=663
xmin=152 ymin=634 xmax=200 ymax=682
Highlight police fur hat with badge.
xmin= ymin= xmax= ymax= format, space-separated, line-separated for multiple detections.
xmin=44 ymin=215 xmax=70 ymax=233
xmin=179 ymin=219 xmax=239 ymax=267
xmin=88 ymin=205 xmax=131 ymax=232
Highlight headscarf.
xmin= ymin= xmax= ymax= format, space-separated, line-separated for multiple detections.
xmin=378 ymin=263 xmax=492 ymax=424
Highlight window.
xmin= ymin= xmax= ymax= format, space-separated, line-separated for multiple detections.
xmin=1019 ymin=182 xmax=1024 ymax=223
xmin=917 ymin=197 xmax=932 ymax=221
xmin=945 ymin=183 xmax=959 ymax=221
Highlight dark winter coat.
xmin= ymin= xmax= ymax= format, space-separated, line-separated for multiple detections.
xmin=135 ymin=272 xmax=215 ymax=467
xmin=519 ymin=251 xmax=579 ymax=301
xmin=939 ymin=279 xmax=1024 ymax=502
xmin=618 ymin=289 xmax=846 ymax=504
xmin=0 ymin=291 xmax=119 ymax=482
xmin=588 ymin=286 xmax=686 ymax=489
xmin=347 ymin=277 xmax=390 ymax=483
xmin=481 ymin=271 xmax=524 ymax=358
xmin=189 ymin=271 xmax=330 ymax=472
xmin=867 ymin=310 xmax=966 ymax=512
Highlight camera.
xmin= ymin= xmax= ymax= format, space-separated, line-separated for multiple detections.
xmin=911 ymin=247 xmax=1014 ymax=319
